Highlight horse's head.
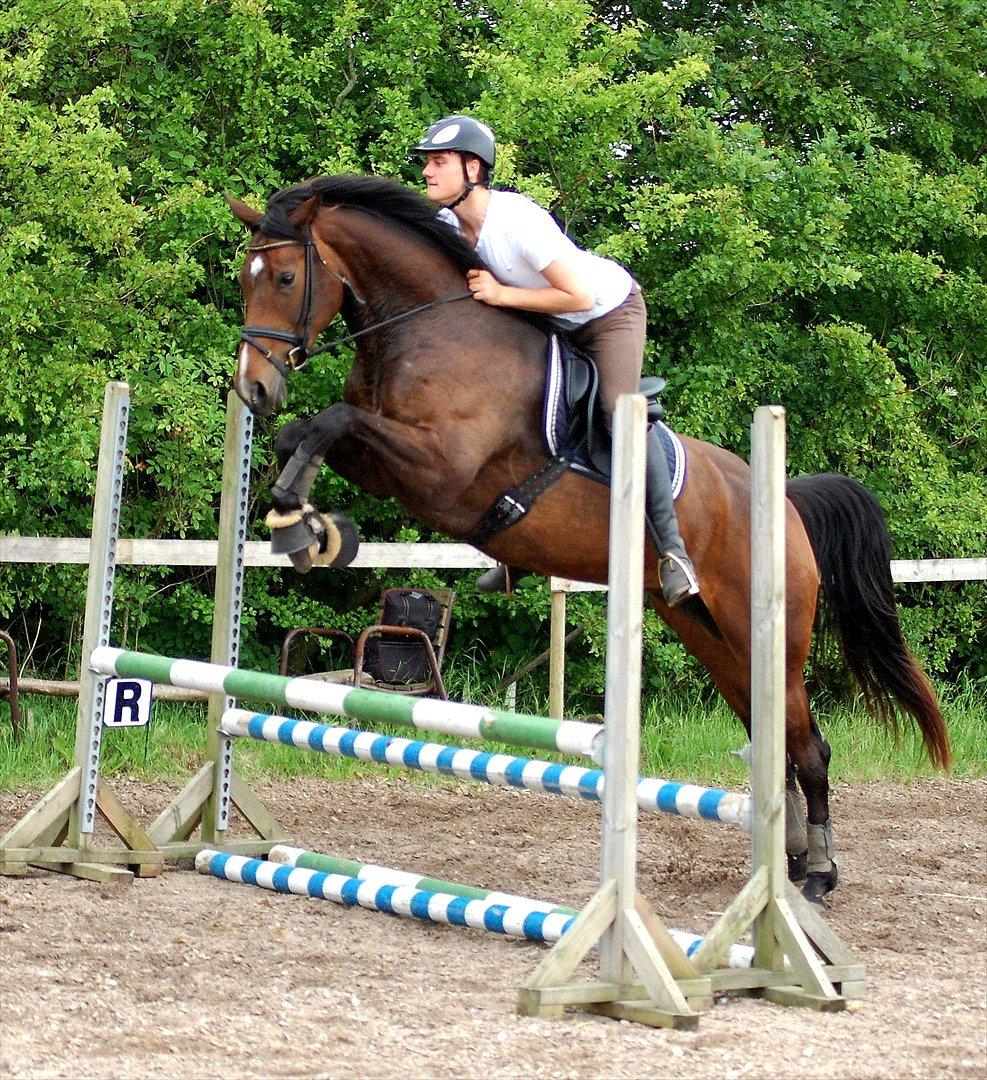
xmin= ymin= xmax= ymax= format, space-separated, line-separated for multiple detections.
xmin=227 ymin=193 xmax=349 ymax=416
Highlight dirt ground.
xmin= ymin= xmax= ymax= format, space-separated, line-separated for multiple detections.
xmin=1 ymin=775 xmax=984 ymax=1079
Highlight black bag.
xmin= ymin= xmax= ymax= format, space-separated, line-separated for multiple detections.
xmin=362 ymin=590 xmax=444 ymax=684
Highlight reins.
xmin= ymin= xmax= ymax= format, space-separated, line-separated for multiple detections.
xmin=304 ymin=290 xmax=472 ymax=356
xmin=241 ymin=235 xmax=471 ymax=377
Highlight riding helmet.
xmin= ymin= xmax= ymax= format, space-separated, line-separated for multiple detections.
xmin=410 ymin=115 xmax=496 ymax=169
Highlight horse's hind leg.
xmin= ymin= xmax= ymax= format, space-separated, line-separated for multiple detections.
xmin=786 ymin=682 xmax=838 ymax=904
xmin=785 ymin=762 xmax=808 ymax=885
xmin=663 ymin=603 xmax=837 ymax=903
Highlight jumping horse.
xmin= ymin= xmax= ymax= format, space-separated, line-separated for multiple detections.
xmin=227 ymin=174 xmax=951 ymax=905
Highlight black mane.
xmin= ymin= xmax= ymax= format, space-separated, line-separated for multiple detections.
xmin=260 ymin=174 xmax=487 ymax=276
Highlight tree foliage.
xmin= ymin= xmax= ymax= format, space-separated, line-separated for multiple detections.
xmin=1 ymin=0 xmax=983 ymax=696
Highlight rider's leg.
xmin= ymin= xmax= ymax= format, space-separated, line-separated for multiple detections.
xmin=644 ymin=426 xmax=700 ymax=605
xmin=571 ymin=287 xmax=700 ymax=607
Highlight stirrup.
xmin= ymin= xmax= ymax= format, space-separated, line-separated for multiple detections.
xmin=659 ymin=552 xmax=700 ymax=607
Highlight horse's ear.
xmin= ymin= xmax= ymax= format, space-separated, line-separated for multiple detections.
xmin=226 ymin=194 xmax=263 ymax=231
xmin=288 ymin=193 xmax=323 ymax=231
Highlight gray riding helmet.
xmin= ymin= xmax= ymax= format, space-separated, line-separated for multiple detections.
xmin=410 ymin=115 xmax=496 ymax=169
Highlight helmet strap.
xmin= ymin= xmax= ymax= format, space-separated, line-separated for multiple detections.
xmin=443 ymin=154 xmax=477 ymax=211
xmin=444 ymin=182 xmax=475 ymax=211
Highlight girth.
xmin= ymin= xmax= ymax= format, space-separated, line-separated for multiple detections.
xmin=464 ymin=456 xmax=572 ymax=547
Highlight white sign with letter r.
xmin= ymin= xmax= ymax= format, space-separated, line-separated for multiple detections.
xmin=103 ymin=678 xmax=153 ymax=728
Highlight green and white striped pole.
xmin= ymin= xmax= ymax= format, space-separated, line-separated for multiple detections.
xmin=89 ymin=647 xmax=606 ymax=762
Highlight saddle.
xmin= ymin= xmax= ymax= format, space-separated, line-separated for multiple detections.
xmin=465 ymin=335 xmax=686 ymax=546
xmin=545 ymin=335 xmax=682 ymax=482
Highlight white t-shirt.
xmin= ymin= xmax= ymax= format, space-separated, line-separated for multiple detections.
xmin=438 ymin=190 xmax=633 ymax=328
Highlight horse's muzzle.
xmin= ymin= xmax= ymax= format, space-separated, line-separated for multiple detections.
xmin=237 ymin=373 xmax=285 ymax=417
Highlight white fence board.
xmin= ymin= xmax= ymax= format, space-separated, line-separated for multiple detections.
xmin=1 ymin=537 xmax=981 ymax=582
xmin=0 ymin=537 xmax=495 ymax=570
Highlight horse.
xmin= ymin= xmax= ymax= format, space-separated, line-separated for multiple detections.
xmin=227 ymin=174 xmax=951 ymax=905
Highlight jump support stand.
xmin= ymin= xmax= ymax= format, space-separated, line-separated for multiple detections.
xmin=516 ymin=400 xmax=862 ymax=1027
xmin=517 ymin=395 xmax=708 ymax=1027
xmin=0 ymin=383 xmax=284 ymax=883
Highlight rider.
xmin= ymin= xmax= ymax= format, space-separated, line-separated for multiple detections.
xmin=410 ymin=115 xmax=700 ymax=608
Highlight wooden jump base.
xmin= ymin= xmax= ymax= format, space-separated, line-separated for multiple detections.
xmin=219 ymin=708 xmax=751 ymax=828
xmin=0 ymin=386 xmax=863 ymax=1028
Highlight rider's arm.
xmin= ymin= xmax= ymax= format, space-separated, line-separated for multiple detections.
xmin=467 ymin=259 xmax=594 ymax=314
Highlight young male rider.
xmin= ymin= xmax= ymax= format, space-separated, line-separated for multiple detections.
xmin=410 ymin=115 xmax=700 ymax=608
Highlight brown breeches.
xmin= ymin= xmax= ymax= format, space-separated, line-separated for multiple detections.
xmin=568 ymin=286 xmax=647 ymax=414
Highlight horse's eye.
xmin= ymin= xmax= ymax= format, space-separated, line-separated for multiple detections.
xmin=279 ymin=271 xmax=296 ymax=287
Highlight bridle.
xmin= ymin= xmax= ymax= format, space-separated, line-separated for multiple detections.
xmin=240 ymin=235 xmax=471 ymax=380
xmin=240 ymin=238 xmax=336 ymax=379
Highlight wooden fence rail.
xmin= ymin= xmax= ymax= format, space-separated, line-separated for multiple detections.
xmin=1 ymin=538 xmax=982 ymax=719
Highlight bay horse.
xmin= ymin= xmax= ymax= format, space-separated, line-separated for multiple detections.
xmin=227 ymin=174 xmax=951 ymax=905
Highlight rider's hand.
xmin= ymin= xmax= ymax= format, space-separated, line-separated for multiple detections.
xmin=467 ymin=268 xmax=504 ymax=306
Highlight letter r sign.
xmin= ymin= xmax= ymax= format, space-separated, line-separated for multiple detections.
xmin=103 ymin=678 xmax=153 ymax=728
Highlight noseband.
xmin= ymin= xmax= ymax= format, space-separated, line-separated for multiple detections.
xmin=240 ymin=235 xmax=471 ymax=381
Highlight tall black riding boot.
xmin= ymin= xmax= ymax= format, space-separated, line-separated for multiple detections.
xmin=644 ymin=426 xmax=700 ymax=607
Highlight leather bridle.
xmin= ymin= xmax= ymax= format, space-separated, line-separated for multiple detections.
xmin=240 ymin=238 xmax=332 ymax=378
xmin=240 ymin=234 xmax=471 ymax=379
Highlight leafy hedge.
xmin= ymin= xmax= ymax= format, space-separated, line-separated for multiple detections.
xmin=1 ymin=0 xmax=983 ymax=705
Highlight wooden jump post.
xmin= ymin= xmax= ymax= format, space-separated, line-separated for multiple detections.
xmin=0 ymin=382 xmax=284 ymax=882
xmin=516 ymin=400 xmax=862 ymax=1023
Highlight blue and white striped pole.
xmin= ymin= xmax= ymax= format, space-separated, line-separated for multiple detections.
xmin=220 ymin=709 xmax=752 ymax=830
xmin=196 ymin=851 xmax=575 ymax=943
xmin=197 ymin=847 xmax=757 ymax=968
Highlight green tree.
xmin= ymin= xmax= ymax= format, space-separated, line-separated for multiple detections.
xmin=1 ymin=0 xmax=982 ymax=692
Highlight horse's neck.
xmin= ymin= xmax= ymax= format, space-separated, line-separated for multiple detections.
xmin=333 ymin=212 xmax=465 ymax=315
xmin=332 ymin=212 xmax=547 ymax=361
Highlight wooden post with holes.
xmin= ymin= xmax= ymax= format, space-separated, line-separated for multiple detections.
xmin=517 ymin=394 xmax=709 ymax=1028
xmin=0 ymin=383 xmax=163 ymax=882
xmin=689 ymin=406 xmax=863 ymax=1004
xmin=144 ymin=392 xmax=285 ymax=859
xmin=0 ymin=387 xmax=283 ymax=882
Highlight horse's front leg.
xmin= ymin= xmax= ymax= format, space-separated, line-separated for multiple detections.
xmin=273 ymin=402 xmax=476 ymax=510
xmin=270 ymin=402 xmax=487 ymax=570
xmin=273 ymin=414 xmax=391 ymax=506
xmin=271 ymin=406 xmax=360 ymax=512
xmin=265 ymin=405 xmax=379 ymax=569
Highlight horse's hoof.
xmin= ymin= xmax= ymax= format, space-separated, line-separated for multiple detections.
xmin=802 ymin=863 xmax=838 ymax=906
xmin=312 ymin=513 xmax=359 ymax=568
xmin=268 ymin=504 xmax=341 ymax=573
xmin=328 ymin=513 xmax=360 ymax=567
xmin=787 ymin=850 xmax=808 ymax=885
xmin=268 ymin=513 xmax=318 ymax=556
xmin=288 ymin=546 xmax=314 ymax=574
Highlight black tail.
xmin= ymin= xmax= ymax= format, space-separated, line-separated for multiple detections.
xmin=786 ymin=473 xmax=952 ymax=769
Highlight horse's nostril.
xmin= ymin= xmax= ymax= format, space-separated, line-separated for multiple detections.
xmin=251 ymin=382 xmax=267 ymax=407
